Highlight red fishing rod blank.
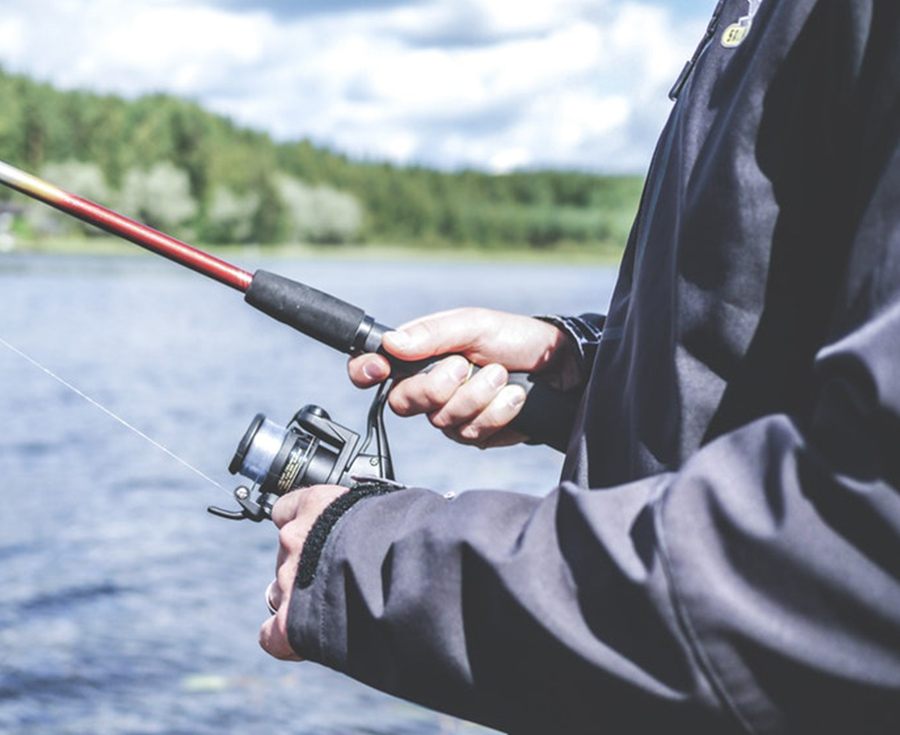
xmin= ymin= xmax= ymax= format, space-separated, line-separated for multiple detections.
xmin=0 ymin=160 xmax=252 ymax=292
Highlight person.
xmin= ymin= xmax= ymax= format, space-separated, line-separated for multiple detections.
xmin=258 ymin=1 xmax=900 ymax=732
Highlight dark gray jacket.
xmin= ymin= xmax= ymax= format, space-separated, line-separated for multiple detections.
xmin=287 ymin=2 xmax=900 ymax=732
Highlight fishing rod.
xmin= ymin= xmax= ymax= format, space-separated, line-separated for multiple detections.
xmin=0 ymin=159 xmax=575 ymax=517
xmin=0 ymin=160 xmax=378 ymax=353
xmin=0 ymin=161 xmax=251 ymax=291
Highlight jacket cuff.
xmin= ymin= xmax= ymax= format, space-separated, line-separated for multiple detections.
xmin=296 ymin=481 xmax=403 ymax=590
xmin=536 ymin=313 xmax=605 ymax=380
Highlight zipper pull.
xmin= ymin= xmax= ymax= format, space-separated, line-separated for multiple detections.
xmin=669 ymin=0 xmax=728 ymax=101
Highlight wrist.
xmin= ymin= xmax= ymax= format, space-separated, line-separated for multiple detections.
xmin=534 ymin=314 xmax=605 ymax=390
xmin=296 ymin=481 xmax=404 ymax=589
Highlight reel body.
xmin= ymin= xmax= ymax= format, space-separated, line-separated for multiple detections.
xmin=210 ymin=390 xmax=393 ymax=522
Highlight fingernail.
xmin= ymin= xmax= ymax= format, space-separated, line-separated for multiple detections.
xmin=484 ymin=364 xmax=507 ymax=389
xmin=506 ymin=385 xmax=526 ymax=408
xmin=448 ymin=357 xmax=471 ymax=383
xmin=362 ymin=361 xmax=388 ymax=381
xmin=385 ymin=331 xmax=410 ymax=351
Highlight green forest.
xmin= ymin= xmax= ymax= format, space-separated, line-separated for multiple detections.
xmin=0 ymin=65 xmax=643 ymax=255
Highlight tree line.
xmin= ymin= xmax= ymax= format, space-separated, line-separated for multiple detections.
xmin=0 ymin=66 xmax=643 ymax=252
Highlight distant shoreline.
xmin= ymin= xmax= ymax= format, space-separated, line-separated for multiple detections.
xmin=3 ymin=236 xmax=626 ymax=266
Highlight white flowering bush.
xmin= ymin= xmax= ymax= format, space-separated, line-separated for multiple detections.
xmin=276 ymin=174 xmax=363 ymax=244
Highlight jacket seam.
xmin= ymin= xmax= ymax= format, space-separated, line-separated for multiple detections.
xmin=653 ymin=480 xmax=759 ymax=735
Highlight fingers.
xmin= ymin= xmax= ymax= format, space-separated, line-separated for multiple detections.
xmin=384 ymin=309 xmax=568 ymax=371
xmin=348 ymin=352 xmax=391 ymax=388
xmin=264 ymin=536 xmax=304 ymax=619
xmin=427 ymin=363 xmax=507 ymax=425
xmin=259 ymin=550 xmax=302 ymax=661
xmin=388 ymin=355 xmax=472 ymax=415
xmin=259 ymin=607 xmax=302 ymax=661
xmin=260 ymin=485 xmax=348 ymax=662
xmin=348 ymin=309 xmax=478 ymax=389
xmin=258 ymin=519 xmax=307 ymax=661
xmin=440 ymin=384 xmax=528 ymax=447
xmin=270 ymin=484 xmax=348 ymax=528
xmin=346 ymin=309 xmax=569 ymax=447
xmin=388 ymin=358 xmax=527 ymax=446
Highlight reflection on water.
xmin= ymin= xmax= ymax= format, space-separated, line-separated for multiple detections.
xmin=0 ymin=252 xmax=616 ymax=735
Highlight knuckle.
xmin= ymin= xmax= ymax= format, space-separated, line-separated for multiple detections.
xmin=259 ymin=621 xmax=273 ymax=651
xmin=490 ymin=385 xmax=524 ymax=418
xmin=270 ymin=494 xmax=292 ymax=527
xmin=389 ymin=375 xmax=436 ymax=415
xmin=277 ymin=525 xmax=292 ymax=551
xmin=452 ymin=383 xmax=492 ymax=416
xmin=459 ymin=416 xmax=495 ymax=442
xmin=441 ymin=426 xmax=475 ymax=446
xmin=388 ymin=387 xmax=415 ymax=415
xmin=429 ymin=409 xmax=457 ymax=430
xmin=278 ymin=522 xmax=304 ymax=554
xmin=422 ymin=378 xmax=453 ymax=406
xmin=472 ymin=364 xmax=507 ymax=394
xmin=458 ymin=424 xmax=481 ymax=441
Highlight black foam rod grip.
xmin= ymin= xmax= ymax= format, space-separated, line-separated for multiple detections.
xmin=245 ymin=270 xmax=367 ymax=353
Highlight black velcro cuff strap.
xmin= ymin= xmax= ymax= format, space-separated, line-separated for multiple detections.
xmin=296 ymin=482 xmax=400 ymax=590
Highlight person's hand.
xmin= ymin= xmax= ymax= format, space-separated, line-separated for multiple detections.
xmin=258 ymin=484 xmax=349 ymax=661
xmin=348 ymin=308 xmax=572 ymax=447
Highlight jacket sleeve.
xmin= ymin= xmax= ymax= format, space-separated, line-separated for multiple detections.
xmin=285 ymin=6 xmax=900 ymax=733
xmin=286 ymin=480 xmax=729 ymax=734
xmin=285 ymin=298 xmax=900 ymax=735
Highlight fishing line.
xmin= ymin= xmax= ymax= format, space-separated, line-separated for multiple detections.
xmin=0 ymin=334 xmax=228 ymax=493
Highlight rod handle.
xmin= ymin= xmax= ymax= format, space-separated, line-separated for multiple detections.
xmin=246 ymin=270 xmax=368 ymax=352
xmin=245 ymin=270 xmax=576 ymax=451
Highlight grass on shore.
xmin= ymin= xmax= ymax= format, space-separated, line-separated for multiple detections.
xmin=3 ymin=234 xmax=627 ymax=266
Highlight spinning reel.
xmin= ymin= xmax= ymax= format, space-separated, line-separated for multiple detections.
xmin=209 ymin=386 xmax=393 ymax=522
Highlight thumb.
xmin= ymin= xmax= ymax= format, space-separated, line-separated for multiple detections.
xmin=382 ymin=310 xmax=477 ymax=361
xmin=381 ymin=329 xmax=426 ymax=359
xmin=380 ymin=326 xmax=446 ymax=361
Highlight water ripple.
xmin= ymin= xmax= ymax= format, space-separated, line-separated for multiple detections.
xmin=0 ymin=541 xmax=39 ymax=563
xmin=18 ymin=582 xmax=124 ymax=615
xmin=0 ymin=671 xmax=103 ymax=703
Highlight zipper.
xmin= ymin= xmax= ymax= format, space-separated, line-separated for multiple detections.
xmin=668 ymin=0 xmax=729 ymax=101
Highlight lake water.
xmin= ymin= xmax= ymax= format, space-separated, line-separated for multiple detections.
xmin=0 ymin=251 xmax=617 ymax=735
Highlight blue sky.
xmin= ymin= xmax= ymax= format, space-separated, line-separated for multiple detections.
xmin=0 ymin=0 xmax=720 ymax=173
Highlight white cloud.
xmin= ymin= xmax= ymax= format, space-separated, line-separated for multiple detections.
xmin=0 ymin=0 xmax=709 ymax=173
